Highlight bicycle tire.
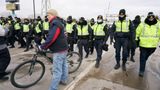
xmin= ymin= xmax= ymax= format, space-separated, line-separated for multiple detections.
xmin=10 ymin=60 xmax=45 ymax=88
xmin=67 ymin=51 xmax=82 ymax=73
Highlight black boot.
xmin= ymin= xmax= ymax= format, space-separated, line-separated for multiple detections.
xmin=130 ymin=56 xmax=135 ymax=62
xmin=85 ymin=53 xmax=89 ymax=58
xmin=95 ymin=61 xmax=100 ymax=68
xmin=139 ymin=71 xmax=144 ymax=77
xmin=122 ymin=62 xmax=126 ymax=71
xmin=30 ymin=44 xmax=34 ymax=49
xmin=0 ymin=71 xmax=11 ymax=81
xmin=24 ymin=48 xmax=29 ymax=52
xmin=114 ymin=63 xmax=120 ymax=70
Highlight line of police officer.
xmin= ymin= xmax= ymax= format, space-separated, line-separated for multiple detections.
xmin=1 ymin=9 xmax=160 ymax=77
xmin=65 ymin=15 xmax=109 ymax=68
xmin=0 ymin=16 xmax=50 ymax=52
xmin=64 ymin=9 xmax=160 ymax=77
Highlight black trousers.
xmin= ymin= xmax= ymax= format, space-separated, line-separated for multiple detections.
xmin=114 ymin=38 xmax=129 ymax=64
xmin=34 ymin=33 xmax=42 ymax=45
xmin=89 ymin=40 xmax=94 ymax=54
xmin=77 ymin=39 xmax=89 ymax=58
xmin=42 ymin=30 xmax=49 ymax=40
xmin=8 ymin=31 xmax=16 ymax=47
xmin=23 ymin=32 xmax=33 ymax=50
xmin=16 ymin=30 xmax=26 ymax=47
xmin=139 ymin=47 xmax=156 ymax=73
xmin=127 ymin=40 xmax=136 ymax=58
xmin=0 ymin=48 xmax=11 ymax=76
xmin=94 ymin=39 xmax=103 ymax=61
xmin=67 ymin=37 xmax=74 ymax=52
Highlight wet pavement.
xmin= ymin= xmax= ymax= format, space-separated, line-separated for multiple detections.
xmin=0 ymin=44 xmax=97 ymax=90
xmin=74 ymin=46 xmax=160 ymax=90
xmin=0 ymin=43 xmax=160 ymax=90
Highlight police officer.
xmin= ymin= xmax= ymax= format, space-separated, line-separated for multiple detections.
xmin=14 ymin=18 xmax=26 ymax=48
xmin=42 ymin=16 xmax=50 ymax=40
xmin=76 ymin=17 xmax=92 ymax=59
xmin=34 ymin=17 xmax=43 ymax=45
xmin=93 ymin=15 xmax=109 ymax=68
xmin=88 ymin=18 xmax=95 ymax=55
xmin=136 ymin=12 xmax=160 ymax=77
xmin=7 ymin=16 xmax=16 ymax=48
xmin=23 ymin=19 xmax=32 ymax=52
xmin=111 ymin=9 xmax=134 ymax=71
xmin=65 ymin=16 xmax=76 ymax=52
xmin=128 ymin=15 xmax=141 ymax=62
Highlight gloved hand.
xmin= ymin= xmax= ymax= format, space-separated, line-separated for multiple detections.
xmin=136 ymin=40 xmax=140 ymax=47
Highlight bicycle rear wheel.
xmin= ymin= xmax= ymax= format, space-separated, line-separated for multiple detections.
xmin=67 ymin=52 xmax=82 ymax=73
xmin=10 ymin=60 xmax=45 ymax=88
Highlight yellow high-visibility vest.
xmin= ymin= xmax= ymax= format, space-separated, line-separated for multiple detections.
xmin=136 ymin=22 xmax=160 ymax=48
xmin=115 ymin=20 xmax=130 ymax=32
xmin=93 ymin=23 xmax=106 ymax=36
xmin=43 ymin=21 xmax=49 ymax=30
xmin=23 ymin=25 xmax=29 ymax=32
xmin=77 ymin=25 xmax=89 ymax=36
xmin=35 ymin=24 xmax=41 ymax=33
xmin=66 ymin=23 xmax=75 ymax=33
xmin=14 ymin=23 xmax=21 ymax=30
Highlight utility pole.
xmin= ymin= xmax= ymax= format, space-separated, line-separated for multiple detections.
xmin=41 ymin=0 xmax=51 ymax=17
xmin=33 ymin=0 xmax=36 ymax=20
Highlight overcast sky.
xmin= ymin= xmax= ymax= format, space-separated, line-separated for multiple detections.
xmin=0 ymin=0 xmax=160 ymax=19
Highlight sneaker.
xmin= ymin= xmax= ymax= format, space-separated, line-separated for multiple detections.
xmin=114 ymin=63 xmax=120 ymax=70
xmin=60 ymin=81 xmax=67 ymax=85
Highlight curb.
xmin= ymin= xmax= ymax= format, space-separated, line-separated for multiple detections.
xmin=64 ymin=61 xmax=96 ymax=90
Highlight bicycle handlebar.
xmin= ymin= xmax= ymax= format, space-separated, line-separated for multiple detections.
xmin=35 ymin=45 xmax=53 ymax=54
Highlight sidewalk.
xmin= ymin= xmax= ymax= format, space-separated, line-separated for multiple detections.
xmin=71 ymin=46 xmax=160 ymax=90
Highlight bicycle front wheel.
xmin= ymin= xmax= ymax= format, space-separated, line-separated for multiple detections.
xmin=67 ymin=52 xmax=82 ymax=73
xmin=10 ymin=60 xmax=45 ymax=88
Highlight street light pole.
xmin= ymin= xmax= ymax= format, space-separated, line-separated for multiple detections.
xmin=33 ymin=0 xmax=36 ymax=20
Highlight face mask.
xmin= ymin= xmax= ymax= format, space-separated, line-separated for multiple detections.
xmin=67 ymin=20 xmax=72 ymax=23
xmin=97 ymin=19 xmax=103 ymax=23
xmin=45 ymin=19 xmax=48 ymax=22
xmin=119 ymin=15 xmax=124 ymax=18
xmin=25 ymin=22 xmax=28 ymax=24
xmin=149 ymin=17 xmax=154 ymax=21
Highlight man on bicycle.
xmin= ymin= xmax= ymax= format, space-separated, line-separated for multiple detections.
xmin=39 ymin=9 xmax=68 ymax=90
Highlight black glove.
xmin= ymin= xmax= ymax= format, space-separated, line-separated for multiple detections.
xmin=136 ymin=40 xmax=140 ymax=47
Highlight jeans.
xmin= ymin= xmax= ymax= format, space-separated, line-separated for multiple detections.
xmin=49 ymin=50 xmax=68 ymax=90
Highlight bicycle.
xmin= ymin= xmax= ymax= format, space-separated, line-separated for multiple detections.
xmin=10 ymin=46 xmax=82 ymax=88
